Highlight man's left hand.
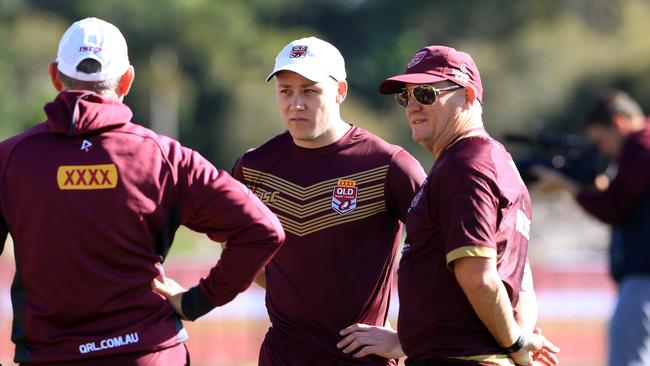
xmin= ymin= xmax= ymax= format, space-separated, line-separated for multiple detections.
xmin=337 ymin=323 xmax=404 ymax=359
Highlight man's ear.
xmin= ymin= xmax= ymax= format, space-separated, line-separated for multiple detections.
xmin=464 ymin=86 xmax=477 ymax=107
xmin=336 ymin=80 xmax=348 ymax=104
xmin=611 ymin=113 xmax=633 ymax=135
xmin=48 ymin=62 xmax=64 ymax=92
xmin=116 ymin=66 xmax=135 ymax=100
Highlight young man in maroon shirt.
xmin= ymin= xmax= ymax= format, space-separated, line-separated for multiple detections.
xmin=377 ymin=45 xmax=560 ymax=366
xmin=230 ymin=37 xmax=427 ymax=365
xmin=0 ymin=17 xmax=284 ymax=366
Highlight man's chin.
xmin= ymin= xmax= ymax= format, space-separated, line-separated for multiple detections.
xmin=412 ymin=134 xmax=433 ymax=150
xmin=289 ymin=131 xmax=316 ymax=141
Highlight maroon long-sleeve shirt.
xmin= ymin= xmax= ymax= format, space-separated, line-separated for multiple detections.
xmin=0 ymin=90 xmax=284 ymax=363
xmin=576 ymin=123 xmax=650 ymax=281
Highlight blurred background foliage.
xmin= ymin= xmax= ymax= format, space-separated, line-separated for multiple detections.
xmin=2 ymin=0 xmax=650 ymax=169
xmin=0 ymin=3 xmax=638 ymax=364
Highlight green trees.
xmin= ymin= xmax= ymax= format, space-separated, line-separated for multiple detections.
xmin=2 ymin=0 xmax=650 ymax=168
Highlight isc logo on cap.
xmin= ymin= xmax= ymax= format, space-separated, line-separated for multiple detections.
xmin=57 ymin=164 xmax=118 ymax=190
xmin=331 ymin=179 xmax=358 ymax=215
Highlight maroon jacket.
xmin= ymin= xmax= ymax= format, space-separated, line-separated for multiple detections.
xmin=0 ymin=90 xmax=284 ymax=363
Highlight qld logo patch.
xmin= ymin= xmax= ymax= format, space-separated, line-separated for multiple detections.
xmin=57 ymin=164 xmax=118 ymax=190
xmin=332 ymin=179 xmax=358 ymax=215
xmin=290 ymin=45 xmax=308 ymax=58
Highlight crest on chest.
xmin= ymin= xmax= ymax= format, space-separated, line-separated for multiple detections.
xmin=331 ymin=179 xmax=358 ymax=215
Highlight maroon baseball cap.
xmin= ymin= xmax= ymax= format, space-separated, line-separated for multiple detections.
xmin=378 ymin=45 xmax=483 ymax=102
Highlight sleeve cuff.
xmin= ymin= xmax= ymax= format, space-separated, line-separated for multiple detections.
xmin=446 ymin=245 xmax=497 ymax=265
xmin=181 ymin=285 xmax=216 ymax=321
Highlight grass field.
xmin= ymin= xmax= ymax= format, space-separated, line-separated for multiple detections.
xmin=0 ymin=306 xmax=609 ymax=366
xmin=178 ymin=318 xmax=608 ymax=366
xmin=0 ymin=229 xmax=612 ymax=365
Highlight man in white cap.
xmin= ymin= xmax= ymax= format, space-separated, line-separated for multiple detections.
xmin=0 ymin=17 xmax=285 ymax=366
xmin=230 ymin=36 xmax=427 ymax=365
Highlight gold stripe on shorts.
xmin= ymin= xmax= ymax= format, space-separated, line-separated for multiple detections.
xmin=450 ymin=354 xmax=515 ymax=366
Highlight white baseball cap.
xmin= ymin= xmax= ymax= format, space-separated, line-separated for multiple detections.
xmin=266 ymin=36 xmax=346 ymax=82
xmin=56 ymin=17 xmax=130 ymax=82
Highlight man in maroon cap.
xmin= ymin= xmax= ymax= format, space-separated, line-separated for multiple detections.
xmin=375 ymin=45 xmax=560 ymax=365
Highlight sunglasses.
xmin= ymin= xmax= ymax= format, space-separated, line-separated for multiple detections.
xmin=395 ymin=84 xmax=463 ymax=108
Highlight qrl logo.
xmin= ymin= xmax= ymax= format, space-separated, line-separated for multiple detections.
xmin=57 ymin=164 xmax=118 ymax=190
xmin=331 ymin=179 xmax=358 ymax=215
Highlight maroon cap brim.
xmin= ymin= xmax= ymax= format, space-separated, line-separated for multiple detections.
xmin=378 ymin=73 xmax=448 ymax=94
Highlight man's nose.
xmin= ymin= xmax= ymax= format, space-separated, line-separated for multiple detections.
xmin=405 ymin=95 xmax=421 ymax=111
xmin=291 ymin=95 xmax=306 ymax=110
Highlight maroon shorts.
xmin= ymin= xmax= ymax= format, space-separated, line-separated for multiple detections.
xmin=259 ymin=336 xmax=396 ymax=366
xmin=22 ymin=343 xmax=189 ymax=366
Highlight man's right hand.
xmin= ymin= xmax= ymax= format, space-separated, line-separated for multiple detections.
xmin=510 ymin=328 xmax=560 ymax=366
xmin=151 ymin=276 xmax=188 ymax=320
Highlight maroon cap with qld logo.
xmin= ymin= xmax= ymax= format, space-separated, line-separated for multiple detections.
xmin=379 ymin=45 xmax=483 ymax=102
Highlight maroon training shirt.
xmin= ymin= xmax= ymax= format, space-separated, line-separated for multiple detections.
xmin=577 ymin=123 xmax=650 ymax=223
xmin=232 ymin=126 xmax=426 ymax=365
xmin=0 ymin=91 xmax=284 ymax=364
xmin=576 ymin=122 xmax=650 ymax=282
xmin=398 ymin=135 xmax=531 ymax=362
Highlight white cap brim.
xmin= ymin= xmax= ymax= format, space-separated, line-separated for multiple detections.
xmin=266 ymin=63 xmax=334 ymax=82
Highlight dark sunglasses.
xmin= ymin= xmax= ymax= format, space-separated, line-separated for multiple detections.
xmin=395 ymin=84 xmax=463 ymax=108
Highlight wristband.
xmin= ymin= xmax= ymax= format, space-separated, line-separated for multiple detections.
xmin=502 ymin=334 xmax=525 ymax=354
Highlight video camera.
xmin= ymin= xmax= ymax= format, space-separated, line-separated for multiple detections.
xmin=504 ymin=131 xmax=608 ymax=185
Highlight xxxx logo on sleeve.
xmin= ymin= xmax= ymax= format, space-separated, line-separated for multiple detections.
xmin=57 ymin=164 xmax=118 ymax=190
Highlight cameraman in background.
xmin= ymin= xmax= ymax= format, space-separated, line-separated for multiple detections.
xmin=533 ymin=90 xmax=650 ymax=366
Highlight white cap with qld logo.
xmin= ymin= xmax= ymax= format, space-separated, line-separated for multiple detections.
xmin=266 ymin=36 xmax=346 ymax=82
xmin=56 ymin=17 xmax=130 ymax=82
